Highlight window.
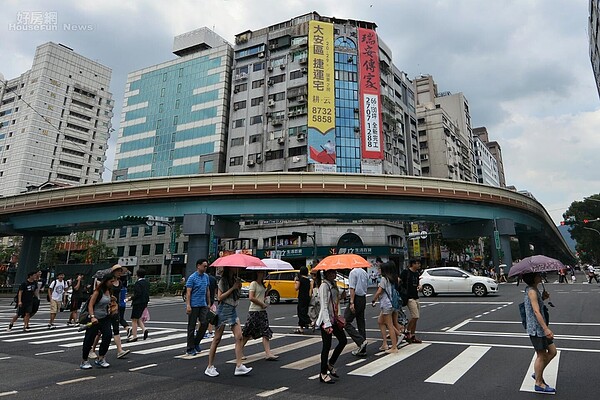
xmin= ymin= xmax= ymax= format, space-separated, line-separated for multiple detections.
xmin=265 ymin=149 xmax=284 ymax=161
xmin=231 ymin=137 xmax=244 ymax=146
xmin=159 ymin=103 xmax=164 ymax=113
xmin=268 ymin=92 xmax=285 ymax=101
xmin=253 ymin=62 xmax=265 ymax=72
xmin=144 ymin=225 xmax=153 ymax=236
xmin=131 ymin=227 xmax=139 ymax=237
xmin=160 ymin=88 xmax=165 ymax=97
xmin=271 ymin=56 xmax=286 ymax=68
xmin=173 ymin=115 xmax=178 ymax=125
xmin=142 ymin=244 xmax=151 ymax=256
xmin=290 ymin=70 xmax=304 ymax=80
xmin=128 ymin=245 xmax=137 ymax=257
xmin=233 ymin=100 xmax=246 ymax=110
xmin=119 ymin=227 xmax=127 ymax=238
xmin=179 ymin=68 xmax=184 ymax=77
xmin=252 ymin=79 xmax=264 ymax=89
xmin=233 ymin=119 xmax=245 ymax=128
xmin=289 ymin=146 xmax=307 ymax=156
xmin=249 ymin=134 xmax=261 ymax=143
xmin=235 ymin=65 xmax=250 ymax=75
xmin=116 ymin=246 xmax=124 ymax=257
xmin=251 ymin=97 xmax=264 ymax=106
xmin=250 ymin=115 xmax=262 ymax=125
xmin=234 ymin=83 xmax=248 ymax=92
xmin=288 ymin=125 xmax=307 ymax=136
xmin=155 ymin=243 xmax=164 ymax=255
xmin=177 ymin=83 xmax=182 ymax=93
xmin=175 ymin=99 xmax=180 ymax=109
xmin=157 ymin=226 xmax=166 ymax=235
xmin=229 ymin=156 xmax=243 ymax=166
xmin=272 ymin=74 xmax=285 ymax=84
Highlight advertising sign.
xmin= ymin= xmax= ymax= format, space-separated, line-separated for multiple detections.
xmin=358 ymin=27 xmax=383 ymax=160
xmin=308 ymin=20 xmax=336 ymax=165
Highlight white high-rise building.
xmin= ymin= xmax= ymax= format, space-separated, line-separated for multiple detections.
xmin=0 ymin=42 xmax=113 ymax=197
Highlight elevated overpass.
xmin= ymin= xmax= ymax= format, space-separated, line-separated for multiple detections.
xmin=0 ymin=173 xmax=574 ymax=280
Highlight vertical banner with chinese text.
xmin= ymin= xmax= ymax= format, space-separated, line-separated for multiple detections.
xmin=308 ymin=20 xmax=336 ymax=167
xmin=358 ymin=27 xmax=383 ymax=160
xmin=411 ymin=223 xmax=421 ymax=257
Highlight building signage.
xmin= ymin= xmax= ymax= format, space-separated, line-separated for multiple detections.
xmin=307 ymin=20 xmax=336 ymax=166
xmin=411 ymin=223 xmax=420 ymax=257
xmin=358 ymin=28 xmax=383 ymax=160
xmin=257 ymin=246 xmax=403 ymax=258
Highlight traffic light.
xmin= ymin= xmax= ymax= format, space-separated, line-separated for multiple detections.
xmin=560 ymin=217 xmax=576 ymax=226
xmin=118 ymin=215 xmax=148 ymax=223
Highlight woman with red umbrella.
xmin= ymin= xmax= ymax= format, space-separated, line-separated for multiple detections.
xmin=204 ymin=267 xmax=252 ymax=377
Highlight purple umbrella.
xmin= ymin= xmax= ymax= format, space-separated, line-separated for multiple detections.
xmin=508 ymin=255 xmax=565 ymax=277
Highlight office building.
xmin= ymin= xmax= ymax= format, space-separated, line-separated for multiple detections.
xmin=415 ymin=74 xmax=476 ymax=182
xmin=112 ymin=28 xmax=233 ymax=180
xmin=590 ymin=0 xmax=600 ymax=98
xmin=225 ymin=12 xmax=420 ymax=175
xmin=0 ymin=42 xmax=113 ymax=196
xmin=473 ymin=126 xmax=506 ymax=187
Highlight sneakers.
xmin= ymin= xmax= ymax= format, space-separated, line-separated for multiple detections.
xmin=352 ymin=340 xmax=367 ymax=356
xmin=23 ymin=327 xmax=30 ymax=332
xmin=203 ymin=332 xmax=214 ymax=339
xmin=66 ymin=321 xmax=74 ymax=326
xmin=534 ymin=384 xmax=556 ymax=393
xmin=80 ymin=361 xmax=92 ymax=370
xmin=143 ymin=329 xmax=149 ymax=340
xmin=117 ymin=349 xmax=131 ymax=359
xmin=94 ymin=359 xmax=110 ymax=368
xmin=205 ymin=365 xmax=219 ymax=377
xmin=47 ymin=323 xmax=56 ymax=329
xmin=88 ymin=351 xmax=98 ymax=359
xmin=6 ymin=323 xmax=13 ymax=332
xmin=194 ymin=345 xmax=202 ymax=353
xmin=186 ymin=349 xmax=197 ymax=357
xmin=234 ymin=364 xmax=252 ymax=376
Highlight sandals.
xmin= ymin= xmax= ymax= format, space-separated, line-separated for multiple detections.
xmin=291 ymin=328 xmax=304 ymax=334
xmin=319 ymin=373 xmax=335 ymax=384
xmin=327 ymin=364 xmax=339 ymax=378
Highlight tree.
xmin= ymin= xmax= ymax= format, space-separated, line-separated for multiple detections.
xmin=563 ymin=194 xmax=600 ymax=264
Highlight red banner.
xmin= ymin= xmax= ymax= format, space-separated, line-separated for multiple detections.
xmin=358 ymin=27 xmax=383 ymax=160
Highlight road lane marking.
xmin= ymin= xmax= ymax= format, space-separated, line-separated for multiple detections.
xmin=129 ymin=364 xmax=158 ymax=371
xmin=446 ymin=319 xmax=472 ymax=332
xmin=226 ymin=336 xmax=318 ymax=364
xmin=0 ymin=356 xmax=11 ymax=360
xmin=5 ymin=330 xmax=84 ymax=343
xmin=520 ymin=350 xmax=560 ymax=393
xmin=282 ymin=345 xmax=354 ymax=370
xmin=424 ymin=345 xmax=491 ymax=384
xmin=137 ymin=334 xmax=233 ymax=355
xmin=257 ymin=387 xmax=289 ymax=397
xmin=35 ymin=350 xmax=65 ymax=356
xmin=346 ymin=358 xmax=367 ymax=366
xmin=0 ymin=391 xmax=18 ymax=397
xmin=60 ymin=331 xmax=183 ymax=348
xmin=56 ymin=376 xmax=96 ymax=385
xmin=348 ymin=343 xmax=430 ymax=377
xmin=273 ymin=317 xmax=286 ymax=320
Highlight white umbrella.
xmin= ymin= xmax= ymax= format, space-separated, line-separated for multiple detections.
xmin=246 ymin=258 xmax=294 ymax=270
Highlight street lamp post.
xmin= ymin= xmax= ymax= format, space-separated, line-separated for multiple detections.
xmin=292 ymin=231 xmax=317 ymax=264
xmin=65 ymin=232 xmax=76 ymax=264
xmin=583 ymin=226 xmax=600 ymax=237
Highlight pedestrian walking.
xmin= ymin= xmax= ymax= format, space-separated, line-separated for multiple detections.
xmin=522 ymin=272 xmax=557 ymax=393
xmin=587 ymin=265 xmax=599 ymax=283
xmin=499 ymin=266 xmax=508 ymax=283
xmin=205 ymin=271 xmax=218 ymax=339
xmin=315 ymin=269 xmax=347 ymax=384
xmin=80 ymin=273 xmax=115 ymax=369
xmin=185 ymin=259 xmax=211 ymax=356
xmin=127 ymin=269 xmax=150 ymax=342
xmin=345 ymin=266 xmax=368 ymax=356
xmin=47 ymin=272 xmax=68 ymax=329
xmin=205 ymin=267 xmax=252 ymax=377
xmin=371 ymin=262 xmax=398 ymax=353
xmin=68 ymin=273 xmax=84 ymax=325
xmin=400 ymin=259 xmax=423 ymax=344
xmin=7 ymin=272 xmax=38 ymax=332
xmin=293 ymin=266 xmax=312 ymax=334
xmin=241 ymin=270 xmax=278 ymax=360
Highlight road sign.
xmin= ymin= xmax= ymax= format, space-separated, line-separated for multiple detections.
xmin=494 ymin=230 xmax=501 ymax=250
xmin=420 ymin=231 xmax=428 ymax=239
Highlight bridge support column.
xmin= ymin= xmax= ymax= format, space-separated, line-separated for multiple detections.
xmin=14 ymin=234 xmax=43 ymax=290
xmin=518 ymin=235 xmax=534 ymax=259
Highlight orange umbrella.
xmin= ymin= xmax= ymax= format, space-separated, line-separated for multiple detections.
xmin=312 ymin=254 xmax=370 ymax=271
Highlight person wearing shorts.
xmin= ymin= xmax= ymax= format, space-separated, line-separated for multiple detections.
xmin=7 ymin=272 xmax=38 ymax=332
xmin=400 ymin=259 xmax=422 ymax=344
xmin=522 ymin=272 xmax=557 ymax=393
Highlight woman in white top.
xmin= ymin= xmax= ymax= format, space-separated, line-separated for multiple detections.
xmin=315 ymin=269 xmax=347 ymax=384
xmin=371 ymin=262 xmax=399 ymax=353
xmin=241 ymin=271 xmax=278 ymax=360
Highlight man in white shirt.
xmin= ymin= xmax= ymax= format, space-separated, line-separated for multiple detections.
xmin=588 ymin=265 xmax=599 ymax=284
xmin=48 ymin=272 xmax=67 ymax=329
xmin=345 ymin=267 xmax=369 ymax=356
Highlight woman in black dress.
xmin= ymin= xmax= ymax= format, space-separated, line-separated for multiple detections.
xmin=294 ymin=266 xmax=312 ymax=334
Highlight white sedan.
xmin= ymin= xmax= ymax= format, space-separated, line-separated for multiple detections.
xmin=419 ymin=267 xmax=498 ymax=297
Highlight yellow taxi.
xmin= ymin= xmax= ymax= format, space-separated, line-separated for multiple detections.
xmin=264 ymin=270 xmax=349 ymax=304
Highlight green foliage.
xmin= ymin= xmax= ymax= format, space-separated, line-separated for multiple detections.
xmin=149 ymin=281 xmax=167 ymax=295
xmin=563 ymin=194 xmax=600 ymax=264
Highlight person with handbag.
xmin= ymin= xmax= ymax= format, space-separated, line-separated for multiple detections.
xmin=315 ymin=269 xmax=347 ymax=384
xmin=80 ymin=273 xmax=115 ymax=369
xmin=522 ymin=272 xmax=557 ymax=393
xmin=185 ymin=259 xmax=211 ymax=356
xmin=371 ymin=261 xmax=399 ymax=354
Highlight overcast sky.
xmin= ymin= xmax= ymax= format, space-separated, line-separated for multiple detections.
xmin=1 ymin=0 xmax=598 ymax=224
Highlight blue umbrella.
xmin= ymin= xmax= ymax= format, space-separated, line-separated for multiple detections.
xmin=508 ymin=255 xmax=565 ymax=277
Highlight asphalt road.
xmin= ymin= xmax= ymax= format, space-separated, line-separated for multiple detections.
xmin=1 ymin=281 xmax=599 ymax=399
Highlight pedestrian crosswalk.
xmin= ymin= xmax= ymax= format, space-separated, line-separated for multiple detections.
xmin=0 ymin=321 xmax=577 ymax=393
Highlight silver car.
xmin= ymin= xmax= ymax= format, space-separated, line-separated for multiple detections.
xmin=419 ymin=267 xmax=499 ymax=297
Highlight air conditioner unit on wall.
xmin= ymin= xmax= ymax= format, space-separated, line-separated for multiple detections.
xmin=277 ymin=137 xmax=286 ymax=144
xmin=268 ymin=99 xmax=276 ymax=107
xmin=247 ymin=160 xmax=255 ymax=167
xmin=258 ymin=52 xmax=265 ymax=58
xmin=280 ymin=64 xmax=286 ymax=70
xmin=268 ymin=66 xmax=273 ymax=72
xmin=297 ymin=133 xmax=306 ymax=141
